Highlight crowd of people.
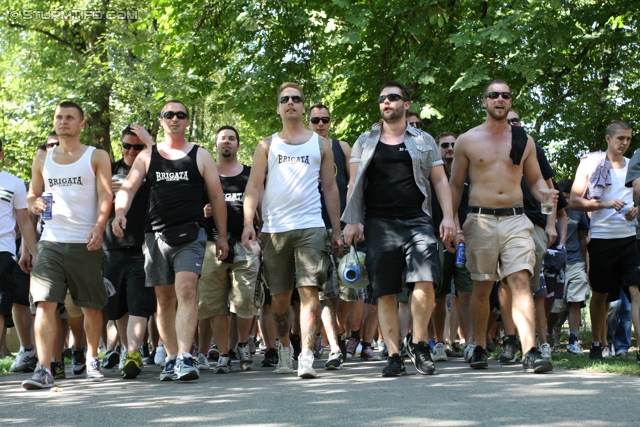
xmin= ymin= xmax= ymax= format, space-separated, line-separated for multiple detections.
xmin=2 ymin=78 xmax=639 ymax=391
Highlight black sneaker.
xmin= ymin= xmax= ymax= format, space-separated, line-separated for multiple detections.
xmin=403 ymin=334 xmax=416 ymax=364
xmin=324 ymin=350 xmax=342 ymax=370
xmin=338 ymin=336 xmax=347 ymax=363
xmin=470 ymin=346 xmax=488 ymax=369
xmin=71 ymin=346 xmax=86 ymax=375
xmin=382 ymin=353 xmax=406 ymax=377
xmin=523 ymin=347 xmax=553 ymax=373
xmin=228 ymin=348 xmax=239 ymax=363
xmin=450 ymin=342 xmax=464 ymax=358
xmin=589 ymin=343 xmax=603 ymax=360
xmin=290 ymin=333 xmax=302 ymax=359
xmin=101 ymin=349 xmax=120 ymax=369
xmin=261 ymin=348 xmax=278 ymax=367
xmin=413 ymin=342 xmax=436 ymax=375
xmin=51 ymin=361 xmax=66 ymax=379
xmin=498 ymin=335 xmax=518 ymax=364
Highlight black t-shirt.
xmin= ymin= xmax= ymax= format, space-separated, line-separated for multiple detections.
xmin=104 ymin=160 xmax=149 ymax=249
xmin=523 ymin=144 xmax=566 ymax=228
xmin=364 ymin=141 xmax=425 ymax=220
xmin=320 ymin=139 xmax=348 ymax=229
xmin=205 ymin=165 xmax=251 ymax=241
xmin=145 ymin=145 xmax=205 ymax=232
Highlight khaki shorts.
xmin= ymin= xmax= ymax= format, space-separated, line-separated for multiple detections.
xmin=565 ymin=262 xmax=590 ymax=303
xmin=463 ymin=213 xmax=536 ymax=283
xmin=30 ymin=241 xmax=107 ymax=310
xmin=319 ymin=234 xmax=366 ymax=302
xmin=530 ymin=224 xmax=549 ymax=292
xmin=197 ymin=240 xmax=260 ymax=319
xmin=261 ymin=227 xmax=329 ymax=296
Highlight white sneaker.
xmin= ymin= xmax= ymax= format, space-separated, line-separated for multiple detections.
xmin=214 ymin=355 xmax=231 ymax=374
xmin=275 ymin=343 xmax=294 ymax=374
xmin=566 ymin=342 xmax=583 ymax=355
xmin=10 ymin=346 xmax=37 ymax=373
xmin=298 ymin=351 xmax=317 ymax=379
xmin=463 ymin=344 xmax=476 ymax=363
xmin=118 ymin=346 xmax=127 ymax=371
xmin=154 ymin=344 xmax=167 ymax=366
xmin=432 ymin=342 xmax=448 ymax=362
xmin=540 ymin=343 xmax=552 ymax=360
xmin=196 ymin=353 xmax=211 ymax=370
xmin=602 ymin=346 xmax=613 ymax=359
xmin=237 ymin=344 xmax=253 ymax=371
xmin=86 ymin=358 xmax=105 ymax=382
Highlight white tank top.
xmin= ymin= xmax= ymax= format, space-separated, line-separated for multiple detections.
xmin=262 ymin=132 xmax=324 ymax=233
xmin=41 ymin=146 xmax=98 ymax=243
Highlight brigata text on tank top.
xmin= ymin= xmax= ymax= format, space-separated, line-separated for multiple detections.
xmin=262 ymin=132 xmax=324 ymax=233
xmin=41 ymin=146 xmax=98 ymax=243
xmin=146 ymin=144 xmax=205 ymax=232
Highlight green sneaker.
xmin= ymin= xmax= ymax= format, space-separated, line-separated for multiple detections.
xmin=121 ymin=350 xmax=143 ymax=379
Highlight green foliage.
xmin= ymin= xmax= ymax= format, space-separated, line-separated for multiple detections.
xmin=0 ymin=0 xmax=638 ymax=181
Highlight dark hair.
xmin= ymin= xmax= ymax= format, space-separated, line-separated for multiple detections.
xmin=435 ymin=132 xmax=457 ymax=144
xmin=557 ymin=179 xmax=574 ymax=194
xmin=381 ymin=81 xmax=410 ymax=102
xmin=307 ymin=103 xmax=330 ymax=120
xmin=58 ymin=101 xmax=84 ymax=119
xmin=215 ymin=125 xmax=240 ymax=145
xmin=48 ymin=131 xmax=58 ymax=139
xmin=121 ymin=125 xmax=137 ymax=139
xmin=277 ymin=82 xmax=305 ymax=104
xmin=162 ymin=100 xmax=189 ymax=115
xmin=483 ymin=79 xmax=510 ymax=97
xmin=406 ymin=111 xmax=419 ymax=118
xmin=606 ymin=120 xmax=631 ymax=137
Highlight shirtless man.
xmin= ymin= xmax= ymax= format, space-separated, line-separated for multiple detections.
xmin=449 ymin=79 xmax=554 ymax=373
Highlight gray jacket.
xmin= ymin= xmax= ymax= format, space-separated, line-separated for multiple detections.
xmin=341 ymin=122 xmax=443 ymax=224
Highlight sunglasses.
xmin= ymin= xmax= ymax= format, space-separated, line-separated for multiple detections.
xmin=508 ymin=118 xmax=521 ymax=125
xmin=162 ymin=111 xmax=189 ymax=120
xmin=310 ymin=117 xmax=330 ymax=124
xmin=440 ymin=142 xmax=455 ymax=149
xmin=379 ymin=94 xmax=404 ymax=103
xmin=279 ymin=95 xmax=303 ymax=104
xmin=485 ymin=92 xmax=512 ymax=100
xmin=45 ymin=142 xmax=59 ymax=148
xmin=122 ymin=142 xmax=145 ymax=151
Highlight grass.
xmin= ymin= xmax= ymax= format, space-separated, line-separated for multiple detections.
xmin=0 ymin=356 xmax=14 ymax=375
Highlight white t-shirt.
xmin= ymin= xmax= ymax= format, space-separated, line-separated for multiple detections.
xmin=577 ymin=155 xmax=634 ymax=239
xmin=0 ymin=170 xmax=27 ymax=255
xmin=262 ymin=132 xmax=324 ymax=233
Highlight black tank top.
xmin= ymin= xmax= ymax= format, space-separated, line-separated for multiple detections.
xmin=146 ymin=145 xmax=205 ymax=232
xmin=320 ymin=139 xmax=348 ymax=229
xmin=205 ymin=165 xmax=251 ymax=240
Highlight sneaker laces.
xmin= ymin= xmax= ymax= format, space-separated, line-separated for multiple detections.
xmin=238 ymin=344 xmax=251 ymax=361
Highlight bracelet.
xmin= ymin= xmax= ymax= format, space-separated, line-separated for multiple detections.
xmin=456 ymin=230 xmax=464 ymax=234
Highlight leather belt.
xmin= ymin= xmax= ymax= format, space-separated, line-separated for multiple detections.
xmin=467 ymin=206 xmax=525 ymax=216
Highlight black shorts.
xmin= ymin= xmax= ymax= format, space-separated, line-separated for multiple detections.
xmin=364 ymin=216 xmax=440 ymax=298
xmin=13 ymin=261 xmax=30 ymax=307
xmin=588 ymin=236 xmax=638 ymax=296
xmin=104 ymin=248 xmax=156 ymax=320
xmin=0 ymin=252 xmax=17 ymax=318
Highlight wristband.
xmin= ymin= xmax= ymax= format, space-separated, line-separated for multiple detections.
xmin=456 ymin=230 xmax=464 ymax=234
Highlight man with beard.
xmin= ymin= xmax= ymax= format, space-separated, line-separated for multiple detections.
xmin=342 ymin=81 xmax=456 ymax=377
xmin=449 ymin=79 xmax=554 ymax=373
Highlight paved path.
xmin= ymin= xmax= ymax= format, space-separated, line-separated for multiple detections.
xmin=1 ymin=353 xmax=638 ymax=426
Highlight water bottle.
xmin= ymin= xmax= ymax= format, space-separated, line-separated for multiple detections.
xmin=455 ymin=243 xmax=466 ymax=268
xmin=620 ymin=205 xmax=638 ymax=227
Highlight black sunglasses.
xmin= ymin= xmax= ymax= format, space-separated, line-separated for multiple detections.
xmin=45 ymin=142 xmax=59 ymax=148
xmin=485 ymin=92 xmax=512 ymax=100
xmin=122 ymin=142 xmax=145 ymax=151
xmin=379 ymin=94 xmax=404 ymax=103
xmin=279 ymin=95 xmax=303 ymax=104
xmin=162 ymin=111 xmax=189 ymax=120
xmin=310 ymin=117 xmax=330 ymax=124
xmin=508 ymin=118 xmax=521 ymax=125
xmin=440 ymin=142 xmax=455 ymax=149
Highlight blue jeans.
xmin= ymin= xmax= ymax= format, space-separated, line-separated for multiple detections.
xmin=607 ymin=290 xmax=631 ymax=352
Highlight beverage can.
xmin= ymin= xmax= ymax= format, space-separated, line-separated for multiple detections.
xmin=41 ymin=192 xmax=53 ymax=221
xmin=455 ymin=242 xmax=466 ymax=268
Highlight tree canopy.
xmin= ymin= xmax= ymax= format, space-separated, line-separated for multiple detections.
xmin=1 ymin=0 xmax=638 ymax=180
